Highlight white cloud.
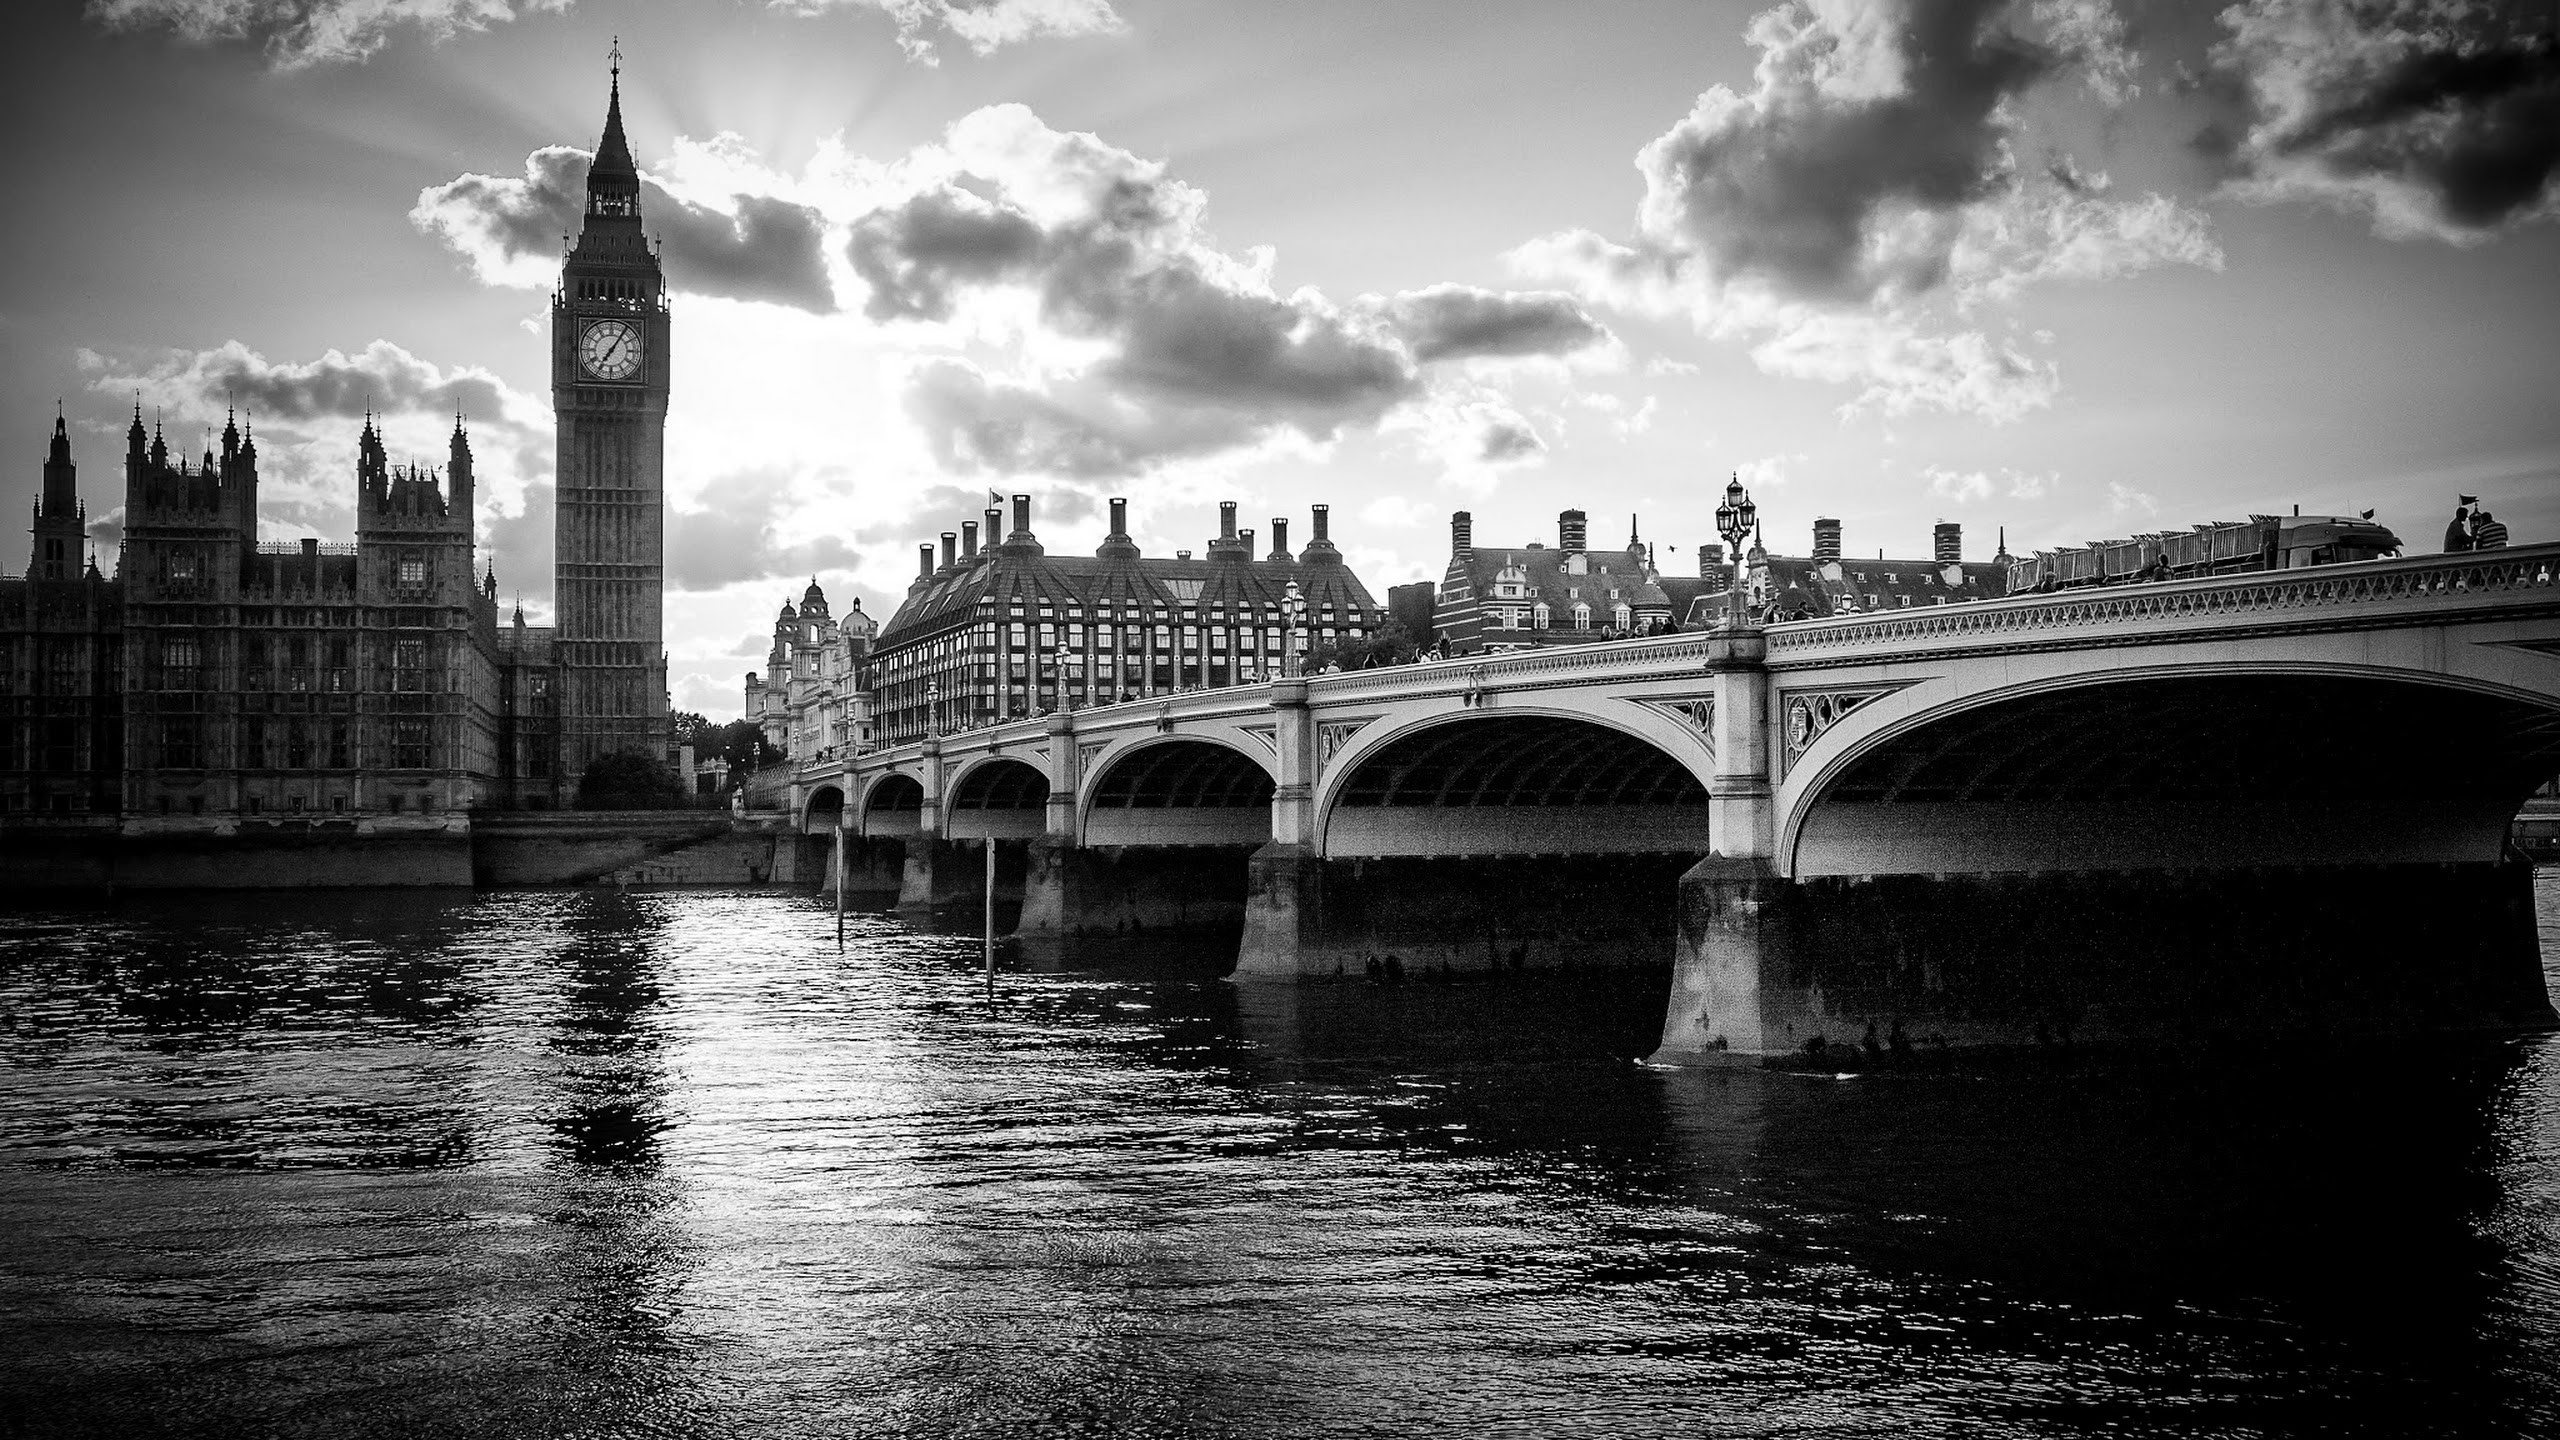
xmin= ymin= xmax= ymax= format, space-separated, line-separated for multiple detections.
xmin=85 ymin=0 xmax=569 ymax=68
xmin=86 ymin=0 xmax=1118 ymax=68
xmin=1925 ymin=465 xmax=1993 ymax=502
xmin=1382 ymin=385 xmax=1549 ymax=496
xmin=1735 ymin=451 xmax=1809 ymax=490
xmin=1925 ymin=462 xmax=2057 ymax=503
xmin=1512 ymin=0 xmax=2220 ymax=423
xmin=2108 ymin=480 xmax=2158 ymax=515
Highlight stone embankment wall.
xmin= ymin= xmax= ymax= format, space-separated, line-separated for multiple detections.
xmin=0 ymin=811 xmax=819 ymax=891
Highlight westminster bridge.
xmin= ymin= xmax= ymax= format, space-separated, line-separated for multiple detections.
xmin=792 ymin=544 xmax=2560 ymax=1063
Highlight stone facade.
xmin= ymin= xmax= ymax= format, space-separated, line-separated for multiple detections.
xmin=870 ymin=494 xmax=1386 ymax=747
xmin=550 ymin=58 xmax=672 ymax=776
xmin=746 ymin=579 xmax=876 ymax=763
xmin=1432 ymin=509 xmax=2010 ymax=653
xmin=0 ymin=65 xmax=676 ymax=839
xmin=0 ymin=416 xmax=121 ymax=816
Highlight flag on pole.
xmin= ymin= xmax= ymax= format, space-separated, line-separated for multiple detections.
xmin=988 ymin=488 xmax=1004 ymax=509
xmin=2459 ymin=494 xmax=2479 ymax=505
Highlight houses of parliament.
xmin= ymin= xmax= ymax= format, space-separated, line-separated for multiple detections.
xmin=0 ymin=66 xmax=671 ymax=861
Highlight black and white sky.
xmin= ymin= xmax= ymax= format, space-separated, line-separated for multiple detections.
xmin=5 ymin=0 xmax=2557 ymax=717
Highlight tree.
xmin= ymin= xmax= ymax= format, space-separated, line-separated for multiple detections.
xmin=576 ymin=749 xmax=687 ymax=810
xmin=1308 ymin=618 xmax=1422 ymax=673
xmin=713 ymin=718 xmax=781 ymax=778
xmin=670 ymin=711 xmax=714 ymax=747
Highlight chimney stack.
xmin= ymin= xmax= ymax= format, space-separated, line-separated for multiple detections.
xmin=961 ymin=520 xmax=979 ymax=558
xmin=1934 ymin=522 xmax=1961 ymax=564
xmin=1558 ymin=509 xmax=1587 ymax=556
xmin=1698 ymin=543 xmax=1724 ymax=577
xmin=917 ymin=544 xmax=934 ymax=583
xmin=939 ymin=531 xmax=957 ymax=571
xmin=1812 ymin=518 xmax=1842 ymax=563
xmin=1240 ymin=528 xmax=1255 ymax=558
xmin=1098 ymin=497 xmax=1140 ymax=560
xmin=1210 ymin=500 xmax=1248 ymax=559
xmin=1010 ymin=493 xmax=1032 ymax=542
xmin=1269 ymin=517 xmax=1291 ymax=561
xmin=1452 ymin=510 xmax=1473 ymax=561
xmin=1298 ymin=504 xmax=1341 ymax=564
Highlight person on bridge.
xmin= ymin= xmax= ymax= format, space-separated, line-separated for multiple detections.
xmin=2446 ymin=498 xmax=2477 ymax=552
xmin=2472 ymin=508 xmax=2509 ymax=550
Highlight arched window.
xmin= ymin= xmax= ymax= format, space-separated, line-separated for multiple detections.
xmin=1572 ymin=602 xmax=1590 ymax=630
xmin=1531 ymin=602 xmax=1550 ymax=630
xmin=1612 ymin=603 xmax=1632 ymax=629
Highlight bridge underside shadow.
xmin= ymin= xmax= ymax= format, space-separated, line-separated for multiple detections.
xmin=1662 ymin=675 xmax=2560 ymax=1066
xmin=882 ymin=762 xmax=1045 ymax=912
xmin=1241 ymin=715 xmax=1711 ymax=980
xmin=1016 ymin=741 xmax=1275 ymax=956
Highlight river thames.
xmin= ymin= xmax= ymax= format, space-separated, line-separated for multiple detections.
xmin=4 ymin=880 xmax=2557 ymax=1438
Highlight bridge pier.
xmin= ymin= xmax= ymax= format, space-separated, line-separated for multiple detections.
xmin=1654 ymin=858 xmax=2556 ymax=1066
xmin=1015 ymin=836 xmax=1254 ymax=950
xmin=1234 ymin=847 xmax=1690 ymax=980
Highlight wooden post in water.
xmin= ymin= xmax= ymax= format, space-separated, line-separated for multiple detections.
xmin=831 ymin=819 xmax=847 ymax=947
xmin=982 ymin=837 xmax=997 ymax=993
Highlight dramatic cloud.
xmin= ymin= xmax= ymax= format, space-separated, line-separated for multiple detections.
xmin=2209 ymin=0 xmax=2560 ymax=242
xmin=1380 ymin=286 xmax=1612 ymax=362
xmin=1516 ymin=0 xmax=2221 ymax=422
xmin=413 ymin=148 xmax=835 ymax=311
xmin=87 ymin=0 xmax=1116 ymax=68
xmin=841 ymin=106 xmax=1598 ymax=477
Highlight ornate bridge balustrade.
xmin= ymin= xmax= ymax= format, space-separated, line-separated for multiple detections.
xmin=797 ymin=543 xmax=2560 ymax=1064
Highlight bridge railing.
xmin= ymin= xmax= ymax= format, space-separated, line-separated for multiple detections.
xmin=1765 ymin=542 xmax=2560 ymax=660
xmin=827 ymin=544 xmax=2559 ymax=775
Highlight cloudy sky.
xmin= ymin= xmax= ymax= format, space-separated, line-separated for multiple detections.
xmin=5 ymin=0 xmax=2556 ymax=718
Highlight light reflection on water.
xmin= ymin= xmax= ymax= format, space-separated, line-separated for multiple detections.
xmin=1 ymin=880 xmax=2557 ymax=1438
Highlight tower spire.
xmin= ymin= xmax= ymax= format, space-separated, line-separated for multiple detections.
xmin=587 ymin=40 xmax=640 ymax=211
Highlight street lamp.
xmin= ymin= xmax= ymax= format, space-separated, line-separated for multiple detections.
xmin=1281 ymin=580 xmax=1307 ymax=678
xmin=925 ymin=679 xmax=942 ymax=738
xmin=1055 ymin=643 xmax=1075 ymax=712
xmin=1715 ymin=472 xmax=1758 ymax=629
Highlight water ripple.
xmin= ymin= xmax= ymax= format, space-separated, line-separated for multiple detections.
xmin=1 ymin=883 xmax=2557 ymax=1437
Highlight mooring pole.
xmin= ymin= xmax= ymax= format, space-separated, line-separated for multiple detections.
xmin=832 ymin=819 xmax=847 ymax=948
xmin=982 ymin=836 xmax=997 ymax=994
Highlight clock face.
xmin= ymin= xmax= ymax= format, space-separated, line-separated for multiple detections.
xmin=579 ymin=319 xmax=643 ymax=381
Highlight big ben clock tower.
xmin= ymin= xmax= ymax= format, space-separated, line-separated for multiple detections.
xmin=552 ymin=48 xmax=671 ymax=779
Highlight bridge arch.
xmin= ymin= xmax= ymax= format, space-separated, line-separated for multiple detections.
xmin=946 ymin=755 xmax=1049 ymax=840
xmin=1081 ymin=735 xmax=1278 ymax=848
xmin=1780 ymin=665 xmax=2560 ymax=878
xmin=860 ymin=772 xmax=925 ymax=836
xmin=1315 ymin=709 xmax=1713 ymax=858
xmin=801 ymin=784 xmax=846 ymax=837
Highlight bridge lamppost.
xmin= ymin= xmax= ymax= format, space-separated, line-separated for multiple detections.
xmin=925 ymin=679 xmax=942 ymax=739
xmin=1715 ymin=473 xmax=1759 ymax=629
xmin=1055 ymin=643 xmax=1075 ymax=712
xmin=1281 ymin=580 xmax=1308 ymax=678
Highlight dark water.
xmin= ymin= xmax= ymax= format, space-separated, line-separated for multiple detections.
xmin=3 ymin=881 xmax=2558 ymax=1438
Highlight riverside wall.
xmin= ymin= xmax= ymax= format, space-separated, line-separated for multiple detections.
xmin=0 ymin=811 xmax=820 ymax=891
